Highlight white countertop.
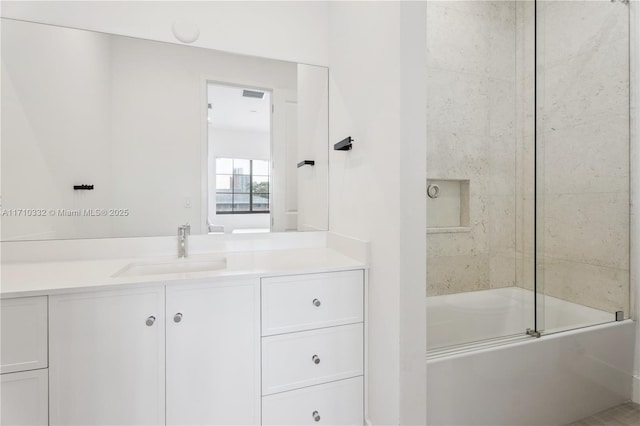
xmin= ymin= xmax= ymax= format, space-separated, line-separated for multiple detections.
xmin=0 ymin=248 xmax=365 ymax=298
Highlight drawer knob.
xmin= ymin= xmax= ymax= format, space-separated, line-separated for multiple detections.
xmin=313 ymin=298 xmax=321 ymax=307
xmin=312 ymin=354 xmax=321 ymax=365
xmin=146 ymin=316 xmax=156 ymax=326
xmin=174 ymin=313 xmax=183 ymax=323
xmin=312 ymin=411 xmax=321 ymax=422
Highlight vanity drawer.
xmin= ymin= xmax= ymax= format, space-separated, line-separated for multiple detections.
xmin=261 ymin=270 xmax=363 ymax=336
xmin=262 ymin=323 xmax=363 ymax=395
xmin=262 ymin=376 xmax=363 ymax=426
xmin=0 ymin=296 xmax=48 ymax=374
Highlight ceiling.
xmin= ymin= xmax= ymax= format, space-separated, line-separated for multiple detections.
xmin=207 ymin=84 xmax=271 ymax=132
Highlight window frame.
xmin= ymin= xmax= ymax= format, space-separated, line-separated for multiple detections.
xmin=215 ymin=158 xmax=270 ymax=215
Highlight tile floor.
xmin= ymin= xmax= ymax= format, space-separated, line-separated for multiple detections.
xmin=566 ymin=402 xmax=640 ymax=426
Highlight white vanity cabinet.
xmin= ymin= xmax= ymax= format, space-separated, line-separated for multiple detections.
xmin=49 ymin=287 xmax=166 ymax=425
xmin=261 ymin=270 xmax=365 ymax=426
xmin=6 ymin=263 xmax=365 ymax=426
xmin=0 ymin=296 xmax=49 ymax=426
xmin=48 ymin=279 xmax=261 ymax=426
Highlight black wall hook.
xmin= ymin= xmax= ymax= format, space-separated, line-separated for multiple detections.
xmin=297 ymin=160 xmax=315 ymax=168
xmin=334 ymin=136 xmax=353 ymax=151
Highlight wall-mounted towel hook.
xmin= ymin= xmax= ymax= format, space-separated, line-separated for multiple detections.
xmin=297 ymin=160 xmax=315 ymax=168
xmin=334 ymin=136 xmax=353 ymax=151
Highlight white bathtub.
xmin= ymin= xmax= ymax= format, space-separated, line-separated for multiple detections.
xmin=427 ymin=288 xmax=636 ymax=425
xmin=427 ymin=287 xmax=614 ymax=351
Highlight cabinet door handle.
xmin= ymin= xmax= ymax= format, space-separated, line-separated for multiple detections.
xmin=173 ymin=313 xmax=183 ymax=323
xmin=313 ymin=298 xmax=321 ymax=307
xmin=312 ymin=354 xmax=320 ymax=365
xmin=312 ymin=411 xmax=321 ymax=422
xmin=146 ymin=316 xmax=156 ymax=326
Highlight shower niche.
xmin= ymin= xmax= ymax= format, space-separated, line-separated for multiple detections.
xmin=426 ymin=179 xmax=469 ymax=233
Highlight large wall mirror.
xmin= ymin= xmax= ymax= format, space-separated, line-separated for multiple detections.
xmin=1 ymin=18 xmax=329 ymax=241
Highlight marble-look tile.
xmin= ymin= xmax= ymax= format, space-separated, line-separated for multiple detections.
xmin=486 ymin=3 xmax=517 ymax=83
xmin=543 ymin=192 xmax=629 ymax=270
xmin=541 ymin=0 xmax=629 ymax=67
xmin=489 ymin=135 xmax=517 ymax=196
xmin=567 ymin=402 xmax=640 ymax=426
xmin=542 ymin=114 xmax=629 ymax=195
xmin=427 ymin=252 xmax=490 ymax=297
xmin=540 ymin=38 xmax=629 ymax=131
xmin=427 ymin=1 xmax=516 ymax=82
xmin=489 ymin=78 xmax=516 ymax=139
xmin=426 ymin=3 xmax=492 ymax=76
xmin=426 ymin=129 xmax=490 ymax=181
xmin=427 ymin=68 xmax=491 ymax=137
xmin=490 ymin=251 xmax=517 ymax=289
xmin=542 ymin=257 xmax=629 ymax=315
xmin=427 ymin=218 xmax=488 ymax=258
xmin=488 ymin=195 xmax=517 ymax=251
xmin=516 ymin=251 xmax=535 ymax=291
xmin=431 ymin=1 xmax=514 ymax=22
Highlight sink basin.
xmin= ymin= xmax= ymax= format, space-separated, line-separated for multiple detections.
xmin=113 ymin=257 xmax=227 ymax=277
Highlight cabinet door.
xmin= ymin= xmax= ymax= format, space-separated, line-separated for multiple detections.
xmin=166 ymin=278 xmax=260 ymax=425
xmin=0 ymin=296 xmax=48 ymax=374
xmin=49 ymin=287 xmax=165 ymax=426
xmin=0 ymin=369 xmax=48 ymax=426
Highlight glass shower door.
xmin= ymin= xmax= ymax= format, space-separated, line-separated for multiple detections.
xmin=535 ymin=0 xmax=631 ymax=334
xmin=426 ymin=0 xmax=535 ymax=352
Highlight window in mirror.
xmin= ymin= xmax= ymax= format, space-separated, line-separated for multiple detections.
xmin=207 ymin=83 xmax=272 ymax=234
xmin=215 ymin=158 xmax=270 ymax=214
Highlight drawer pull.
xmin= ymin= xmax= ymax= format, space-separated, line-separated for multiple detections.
xmin=312 ymin=354 xmax=321 ymax=365
xmin=313 ymin=298 xmax=321 ymax=307
xmin=312 ymin=410 xmax=321 ymax=422
xmin=146 ymin=316 xmax=156 ymax=326
xmin=174 ymin=313 xmax=183 ymax=323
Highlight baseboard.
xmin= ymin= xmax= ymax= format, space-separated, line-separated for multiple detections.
xmin=633 ymin=375 xmax=640 ymax=403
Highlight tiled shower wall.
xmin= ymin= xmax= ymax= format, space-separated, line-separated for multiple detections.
xmin=427 ymin=0 xmax=630 ymax=316
xmin=427 ymin=1 xmax=518 ymax=296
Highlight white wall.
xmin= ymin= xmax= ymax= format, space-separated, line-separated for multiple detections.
xmin=328 ymin=2 xmax=426 ymax=424
xmin=211 ymin=128 xmax=270 ymax=160
xmin=0 ymin=1 xmax=329 ymax=66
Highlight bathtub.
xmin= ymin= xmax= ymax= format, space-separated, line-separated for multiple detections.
xmin=426 ymin=287 xmax=636 ymax=425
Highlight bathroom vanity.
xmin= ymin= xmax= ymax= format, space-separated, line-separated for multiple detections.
xmin=0 ymin=248 xmax=367 ymax=425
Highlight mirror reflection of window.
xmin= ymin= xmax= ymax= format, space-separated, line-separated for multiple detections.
xmin=207 ymin=83 xmax=272 ymax=234
xmin=215 ymin=158 xmax=270 ymax=214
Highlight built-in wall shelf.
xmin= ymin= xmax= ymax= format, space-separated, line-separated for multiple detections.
xmin=426 ymin=179 xmax=470 ymax=233
xmin=427 ymin=226 xmax=471 ymax=235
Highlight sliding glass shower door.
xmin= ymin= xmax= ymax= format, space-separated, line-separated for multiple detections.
xmin=426 ymin=0 xmax=631 ymax=353
xmin=535 ymin=0 xmax=631 ymax=334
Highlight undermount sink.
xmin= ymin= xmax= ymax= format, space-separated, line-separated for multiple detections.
xmin=112 ymin=256 xmax=227 ymax=277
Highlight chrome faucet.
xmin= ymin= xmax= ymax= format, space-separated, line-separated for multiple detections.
xmin=178 ymin=223 xmax=190 ymax=258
